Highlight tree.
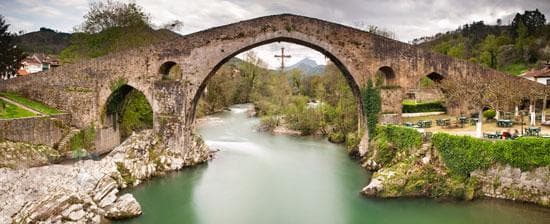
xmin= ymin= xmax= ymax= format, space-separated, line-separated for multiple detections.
xmin=0 ymin=15 xmax=24 ymax=80
xmin=511 ymin=9 xmax=546 ymax=38
xmin=238 ymin=52 xmax=266 ymax=102
xmin=77 ymin=0 xmax=150 ymax=33
xmin=480 ymin=35 xmax=499 ymax=68
xmin=366 ymin=25 xmax=396 ymax=39
xmin=439 ymin=74 xmax=500 ymax=138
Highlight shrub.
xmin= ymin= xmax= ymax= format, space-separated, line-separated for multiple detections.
xmin=432 ymin=133 xmax=493 ymax=177
xmin=345 ymin=131 xmax=361 ymax=153
xmin=69 ymin=125 xmax=96 ymax=154
xmin=328 ymin=131 xmax=345 ymax=143
xmin=376 ymin=125 xmax=423 ymax=150
xmin=483 ymin=109 xmax=496 ymax=119
xmin=370 ymin=125 xmax=423 ymax=165
xmin=402 ymin=101 xmax=446 ymax=113
xmin=260 ymin=116 xmax=279 ymax=131
xmin=432 ymin=133 xmax=550 ymax=177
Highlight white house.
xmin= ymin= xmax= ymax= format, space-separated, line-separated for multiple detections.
xmin=520 ymin=62 xmax=550 ymax=85
xmin=17 ymin=54 xmax=60 ymax=76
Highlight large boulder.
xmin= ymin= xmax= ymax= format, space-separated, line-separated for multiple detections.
xmin=105 ymin=194 xmax=142 ymax=219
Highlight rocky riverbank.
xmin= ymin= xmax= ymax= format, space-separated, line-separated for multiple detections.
xmin=0 ymin=130 xmax=211 ymax=223
xmin=360 ymin=126 xmax=550 ymax=207
xmin=0 ymin=141 xmax=61 ymax=169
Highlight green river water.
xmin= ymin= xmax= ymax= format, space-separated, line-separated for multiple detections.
xmin=118 ymin=104 xmax=550 ymax=224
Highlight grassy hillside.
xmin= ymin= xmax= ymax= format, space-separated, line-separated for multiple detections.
xmin=414 ymin=10 xmax=550 ymax=76
xmin=16 ymin=28 xmax=71 ymax=54
xmin=59 ymin=25 xmax=180 ymax=63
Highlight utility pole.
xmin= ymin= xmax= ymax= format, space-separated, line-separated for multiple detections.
xmin=274 ymin=47 xmax=291 ymax=72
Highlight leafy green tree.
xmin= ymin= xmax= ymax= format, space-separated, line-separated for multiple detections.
xmin=448 ymin=44 xmax=465 ymax=59
xmin=480 ymin=34 xmax=499 ymax=68
xmin=511 ymin=9 xmax=546 ymax=37
xmin=0 ymin=15 xmax=24 ymax=80
xmin=238 ymin=52 xmax=267 ymax=102
xmin=77 ymin=0 xmax=150 ymax=33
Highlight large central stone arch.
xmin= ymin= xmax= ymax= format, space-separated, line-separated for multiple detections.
xmin=187 ymin=36 xmax=365 ymax=129
xmin=1 ymin=14 xmax=544 ymax=163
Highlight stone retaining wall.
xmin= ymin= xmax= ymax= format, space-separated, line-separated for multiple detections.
xmin=0 ymin=114 xmax=71 ymax=147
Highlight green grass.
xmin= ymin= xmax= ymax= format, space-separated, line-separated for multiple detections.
xmin=0 ymin=99 xmax=36 ymax=119
xmin=502 ymin=63 xmax=529 ymax=76
xmin=0 ymin=92 xmax=61 ymax=115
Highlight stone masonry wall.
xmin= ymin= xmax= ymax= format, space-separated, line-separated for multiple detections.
xmin=0 ymin=114 xmax=71 ymax=147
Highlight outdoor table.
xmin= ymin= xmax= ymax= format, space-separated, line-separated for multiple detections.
xmin=416 ymin=120 xmax=432 ymax=128
xmin=525 ymin=127 xmax=541 ymax=136
xmin=404 ymin=122 xmax=414 ymax=127
xmin=497 ymin=119 xmax=513 ymax=127
xmin=423 ymin=120 xmax=432 ymax=128
xmin=484 ymin=133 xmax=498 ymax=139
xmin=437 ymin=119 xmax=450 ymax=126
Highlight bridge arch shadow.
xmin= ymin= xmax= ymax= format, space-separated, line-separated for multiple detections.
xmin=375 ymin=66 xmax=397 ymax=86
xmin=159 ymin=61 xmax=182 ymax=80
xmin=187 ymin=37 xmax=366 ymax=133
xmin=97 ymin=84 xmax=153 ymax=152
xmin=426 ymin=72 xmax=445 ymax=83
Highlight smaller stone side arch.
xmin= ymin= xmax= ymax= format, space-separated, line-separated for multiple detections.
xmin=96 ymin=83 xmax=154 ymax=153
xmin=159 ymin=61 xmax=182 ymax=80
xmin=375 ymin=66 xmax=397 ymax=86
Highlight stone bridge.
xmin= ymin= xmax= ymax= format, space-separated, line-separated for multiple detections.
xmin=0 ymin=14 xmax=537 ymax=161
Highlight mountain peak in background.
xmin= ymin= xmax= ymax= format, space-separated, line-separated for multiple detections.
xmin=286 ymin=57 xmax=325 ymax=76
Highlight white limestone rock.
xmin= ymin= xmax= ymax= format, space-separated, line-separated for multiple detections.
xmin=105 ymin=194 xmax=142 ymax=219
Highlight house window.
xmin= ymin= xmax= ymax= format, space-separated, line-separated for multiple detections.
xmin=547 ymin=79 xmax=550 ymax=85
xmin=42 ymin=63 xmax=49 ymax=71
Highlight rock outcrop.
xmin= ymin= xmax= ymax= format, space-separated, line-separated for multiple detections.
xmin=0 ymin=129 xmax=211 ymax=223
xmin=360 ymin=133 xmax=550 ymax=207
xmin=0 ymin=141 xmax=61 ymax=169
xmin=472 ymin=165 xmax=550 ymax=206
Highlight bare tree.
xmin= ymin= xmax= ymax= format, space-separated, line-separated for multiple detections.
xmin=523 ymin=82 xmax=548 ymax=126
xmin=439 ymin=73 xmax=500 ymax=138
xmin=352 ymin=21 xmax=396 ymax=39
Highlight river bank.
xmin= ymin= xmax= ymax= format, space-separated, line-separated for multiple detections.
xmin=361 ymin=125 xmax=550 ymax=207
xmin=0 ymin=130 xmax=211 ymax=223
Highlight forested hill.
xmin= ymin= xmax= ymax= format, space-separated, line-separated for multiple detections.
xmin=16 ymin=28 xmax=71 ymax=54
xmin=413 ymin=9 xmax=550 ymax=76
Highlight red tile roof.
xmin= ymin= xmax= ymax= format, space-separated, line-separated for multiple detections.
xmin=520 ymin=64 xmax=550 ymax=78
xmin=17 ymin=69 xmax=29 ymax=76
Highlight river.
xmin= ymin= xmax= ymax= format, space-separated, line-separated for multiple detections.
xmin=118 ymin=104 xmax=550 ymax=224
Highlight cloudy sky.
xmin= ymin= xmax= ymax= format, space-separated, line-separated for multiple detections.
xmin=1 ymin=0 xmax=549 ymax=68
